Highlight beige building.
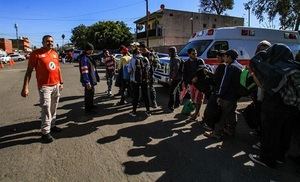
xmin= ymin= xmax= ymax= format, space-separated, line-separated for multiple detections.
xmin=134 ymin=8 xmax=244 ymax=52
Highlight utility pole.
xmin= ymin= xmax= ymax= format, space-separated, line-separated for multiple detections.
xmin=190 ymin=12 xmax=194 ymax=36
xmin=245 ymin=4 xmax=251 ymax=27
xmin=145 ymin=0 xmax=149 ymax=47
xmin=14 ymin=23 xmax=19 ymax=53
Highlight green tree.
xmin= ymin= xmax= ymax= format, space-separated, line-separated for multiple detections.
xmin=70 ymin=21 xmax=133 ymax=50
xmin=199 ymin=0 xmax=234 ymax=15
xmin=70 ymin=24 xmax=88 ymax=49
xmin=244 ymin=0 xmax=300 ymax=31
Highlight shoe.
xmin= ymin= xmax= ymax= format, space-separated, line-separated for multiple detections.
xmin=276 ymin=159 xmax=284 ymax=164
xmin=223 ymin=128 xmax=235 ymax=136
xmin=116 ymin=101 xmax=125 ymax=106
xmin=167 ymin=107 xmax=174 ymax=113
xmin=203 ymin=123 xmax=212 ymax=131
xmin=92 ymin=105 xmax=98 ymax=109
xmin=41 ymin=133 xmax=54 ymax=143
xmin=252 ymin=142 xmax=261 ymax=150
xmin=108 ymin=91 xmax=112 ymax=96
xmin=249 ymin=154 xmax=268 ymax=167
xmin=203 ymin=131 xmax=221 ymax=140
xmin=145 ymin=111 xmax=151 ymax=117
xmin=152 ymin=102 xmax=158 ymax=108
xmin=85 ymin=110 xmax=97 ymax=115
xmin=51 ymin=126 xmax=62 ymax=133
xmin=129 ymin=112 xmax=137 ymax=117
xmin=114 ymin=92 xmax=121 ymax=96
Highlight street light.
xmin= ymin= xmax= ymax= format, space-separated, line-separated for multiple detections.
xmin=61 ymin=34 xmax=65 ymax=49
xmin=14 ymin=23 xmax=19 ymax=53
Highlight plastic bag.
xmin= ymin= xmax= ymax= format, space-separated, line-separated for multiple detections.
xmin=181 ymin=99 xmax=195 ymax=115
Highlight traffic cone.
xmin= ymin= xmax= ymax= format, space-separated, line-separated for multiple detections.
xmin=0 ymin=62 xmax=4 ymax=69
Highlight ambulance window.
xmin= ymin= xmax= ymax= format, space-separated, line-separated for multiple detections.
xmin=178 ymin=40 xmax=213 ymax=57
xmin=207 ymin=41 xmax=229 ymax=58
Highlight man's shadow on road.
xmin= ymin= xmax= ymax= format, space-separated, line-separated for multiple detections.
xmin=0 ymin=93 xmax=137 ymax=149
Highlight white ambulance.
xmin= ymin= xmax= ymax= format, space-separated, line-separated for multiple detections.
xmin=154 ymin=26 xmax=300 ymax=84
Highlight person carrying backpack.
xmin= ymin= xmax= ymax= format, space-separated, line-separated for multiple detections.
xmin=128 ymin=47 xmax=151 ymax=117
xmin=248 ymin=44 xmax=300 ymax=168
xmin=167 ymin=46 xmax=183 ymax=112
xmin=140 ymin=43 xmax=158 ymax=108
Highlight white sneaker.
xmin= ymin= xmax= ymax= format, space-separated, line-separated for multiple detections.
xmin=108 ymin=91 xmax=112 ymax=96
xmin=145 ymin=111 xmax=151 ymax=117
xmin=249 ymin=154 xmax=267 ymax=167
xmin=129 ymin=112 xmax=137 ymax=117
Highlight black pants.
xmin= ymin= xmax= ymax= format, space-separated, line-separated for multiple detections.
xmin=203 ymin=94 xmax=221 ymax=129
xmin=84 ymin=86 xmax=94 ymax=111
xmin=120 ymin=79 xmax=130 ymax=103
xmin=168 ymin=79 xmax=180 ymax=109
xmin=260 ymin=94 xmax=298 ymax=166
xmin=132 ymin=82 xmax=150 ymax=113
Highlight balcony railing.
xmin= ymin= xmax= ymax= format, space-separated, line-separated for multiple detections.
xmin=136 ymin=28 xmax=162 ymax=39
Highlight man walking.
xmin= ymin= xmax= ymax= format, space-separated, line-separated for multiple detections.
xmin=21 ymin=35 xmax=63 ymax=143
xmin=128 ymin=47 xmax=151 ymax=117
xmin=103 ymin=49 xmax=116 ymax=96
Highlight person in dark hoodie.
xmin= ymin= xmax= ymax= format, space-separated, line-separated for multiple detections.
xmin=79 ymin=43 xmax=100 ymax=113
xmin=204 ymin=49 xmax=243 ymax=139
xmin=249 ymin=44 xmax=300 ymax=168
xmin=167 ymin=46 xmax=182 ymax=112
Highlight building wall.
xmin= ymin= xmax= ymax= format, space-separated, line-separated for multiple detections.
xmin=0 ymin=38 xmax=13 ymax=53
xmin=161 ymin=10 xmax=244 ymax=46
xmin=135 ymin=9 xmax=244 ymax=50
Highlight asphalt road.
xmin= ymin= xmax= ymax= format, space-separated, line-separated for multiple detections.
xmin=0 ymin=62 xmax=299 ymax=182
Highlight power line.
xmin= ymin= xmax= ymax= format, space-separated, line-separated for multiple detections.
xmin=0 ymin=1 xmax=144 ymax=22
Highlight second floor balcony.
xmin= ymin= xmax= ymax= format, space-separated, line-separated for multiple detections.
xmin=136 ymin=28 xmax=162 ymax=39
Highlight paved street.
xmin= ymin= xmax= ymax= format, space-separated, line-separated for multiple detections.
xmin=0 ymin=62 xmax=299 ymax=182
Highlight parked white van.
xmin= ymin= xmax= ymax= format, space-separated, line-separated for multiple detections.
xmin=154 ymin=26 xmax=300 ymax=84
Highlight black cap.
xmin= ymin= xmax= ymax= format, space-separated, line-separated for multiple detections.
xmin=168 ymin=46 xmax=177 ymax=54
xmin=84 ymin=42 xmax=94 ymax=51
xmin=225 ymin=49 xmax=238 ymax=60
xmin=217 ymin=50 xmax=226 ymax=56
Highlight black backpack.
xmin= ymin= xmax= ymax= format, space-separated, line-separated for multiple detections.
xmin=135 ymin=57 xmax=149 ymax=83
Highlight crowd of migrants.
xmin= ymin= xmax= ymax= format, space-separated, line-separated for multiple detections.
xmin=22 ymin=35 xmax=300 ymax=169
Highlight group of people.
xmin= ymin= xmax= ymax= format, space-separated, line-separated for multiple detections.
xmin=21 ymin=35 xmax=300 ymax=170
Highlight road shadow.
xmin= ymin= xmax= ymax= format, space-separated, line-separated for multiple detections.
xmin=0 ymin=93 xmax=145 ymax=149
xmin=97 ymin=113 xmax=300 ymax=182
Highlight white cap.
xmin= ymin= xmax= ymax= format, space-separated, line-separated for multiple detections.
xmin=130 ymin=42 xmax=140 ymax=46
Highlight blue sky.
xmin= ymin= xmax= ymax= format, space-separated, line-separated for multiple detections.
xmin=0 ymin=0 xmax=278 ymax=47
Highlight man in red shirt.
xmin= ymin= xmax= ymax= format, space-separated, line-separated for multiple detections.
xmin=21 ymin=35 xmax=63 ymax=143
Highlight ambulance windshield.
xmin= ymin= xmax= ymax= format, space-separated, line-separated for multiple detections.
xmin=178 ymin=40 xmax=212 ymax=57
